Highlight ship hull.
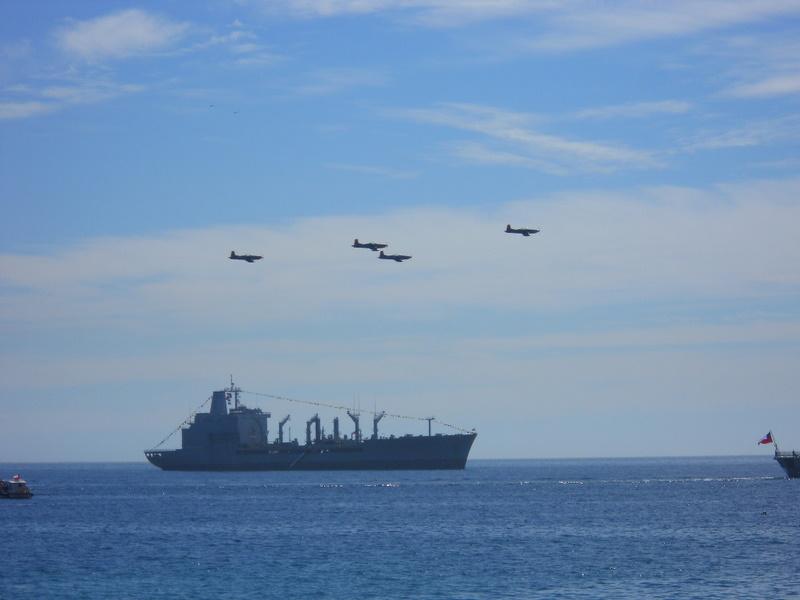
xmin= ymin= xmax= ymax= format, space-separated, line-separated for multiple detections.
xmin=146 ymin=433 xmax=476 ymax=471
xmin=775 ymin=452 xmax=800 ymax=478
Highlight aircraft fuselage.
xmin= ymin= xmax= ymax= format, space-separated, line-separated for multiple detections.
xmin=353 ymin=239 xmax=388 ymax=251
xmin=505 ymin=225 xmax=540 ymax=236
xmin=379 ymin=251 xmax=411 ymax=262
xmin=230 ymin=252 xmax=263 ymax=263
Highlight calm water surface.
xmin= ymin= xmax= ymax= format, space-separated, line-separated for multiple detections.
xmin=2 ymin=457 xmax=797 ymax=599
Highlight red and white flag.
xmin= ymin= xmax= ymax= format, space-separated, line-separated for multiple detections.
xmin=757 ymin=431 xmax=773 ymax=445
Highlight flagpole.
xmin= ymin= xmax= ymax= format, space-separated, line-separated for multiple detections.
xmin=772 ymin=430 xmax=779 ymax=454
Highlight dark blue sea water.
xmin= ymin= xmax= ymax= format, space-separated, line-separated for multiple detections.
xmin=2 ymin=457 xmax=797 ymax=599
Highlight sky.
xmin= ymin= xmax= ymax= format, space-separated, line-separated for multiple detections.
xmin=1 ymin=1 xmax=799 ymax=461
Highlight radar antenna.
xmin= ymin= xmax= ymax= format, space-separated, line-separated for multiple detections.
xmin=228 ymin=375 xmax=242 ymax=410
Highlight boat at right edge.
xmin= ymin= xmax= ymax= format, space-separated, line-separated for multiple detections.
xmin=774 ymin=450 xmax=800 ymax=478
xmin=758 ymin=431 xmax=799 ymax=478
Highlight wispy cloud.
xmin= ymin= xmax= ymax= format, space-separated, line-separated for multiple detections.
xmin=187 ymin=27 xmax=255 ymax=52
xmin=520 ymin=0 xmax=800 ymax=52
xmin=682 ymin=115 xmax=800 ymax=151
xmin=262 ymin=0 xmax=553 ymax=25
xmin=325 ymin=162 xmax=418 ymax=179
xmin=3 ymin=177 xmax=800 ymax=330
xmin=0 ymin=11 xmax=187 ymax=120
xmin=259 ymin=1 xmax=800 ymax=50
xmin=295 ymin=68 xmax=388 ymax=95
xmin=698 ymin=32 xmax=800 ymax=99
xmin=0 ymin=101 xmax=55 ymax=120
xmin=185 ymin=22 xmax=284 ymax=68
xmin=752 ymin=158 xmax=800 ymax=171
xmin=233 ymin=52 xmax=284 ymax=67
xmin=57 ymin=9 xmax=189 ymax=61
xmin=572 ymin=100 xmax=692 ymax=120
xmin=390 ymin=102 xmax=658 ymax=174
xmin=0 ymin=78 xmax=145 ymax=120
xmin=448 ymin=141 xmax=568 ymax=175
xmin=40 ymin=81 xmax=145 ymax=104
xmin=1 ymin=15 xmax=280 ymax=120
xmin=725 ymin=73 xmax=800 ymax=98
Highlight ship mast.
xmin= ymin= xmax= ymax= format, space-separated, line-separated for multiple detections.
xmin=228 ymin=374 xmax=242 ymax=410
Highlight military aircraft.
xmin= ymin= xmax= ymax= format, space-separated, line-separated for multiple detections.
xmin=352 ymin=238 xmax=388 ymax=251
xmin=379 ymin=250 xmax=411 ymax=262
xmin=229 ymin=251 xmax=263 ymax=263
xmin=505 ymin=224 xmax=540 ymax=236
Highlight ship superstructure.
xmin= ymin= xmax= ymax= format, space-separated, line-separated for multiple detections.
xmin=145 ymin=381 xmax=476 ymax=471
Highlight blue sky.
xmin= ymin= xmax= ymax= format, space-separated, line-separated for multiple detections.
xmin=1 ymin=1 xmax=799 ymax=461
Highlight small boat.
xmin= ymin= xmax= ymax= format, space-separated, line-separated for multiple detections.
xmin=0 ymin=474 xmax=33 ymax=499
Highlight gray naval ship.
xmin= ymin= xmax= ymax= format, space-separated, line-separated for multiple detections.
xmin=145 ymin=382 xmax=477 ymax=471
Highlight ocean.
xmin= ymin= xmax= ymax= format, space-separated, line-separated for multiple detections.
xmin=2 ymin=457 xmax=797 ymax=599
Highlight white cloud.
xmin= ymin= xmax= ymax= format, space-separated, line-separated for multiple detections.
xmin=57 ymin=9 xmax=189 ymax=60
xmin=41 ymin=81 xmax=145 ymax=104
xmin=265 ymin=0 xmax=553 ymax=25
xmin=448 ymin=140 xmax=568 ymax=175
xmin=259 ymin=1 xmax=800 ymax=49
xmin=707 ymin=34 xmax=800 ymax=99
xmin=325 ymin=162 xmax=418 ymax=179
xmin=185 ymin=25 xmax=283 ymax=68
xmin=3 ymin=178 xmax=800 ymax=330
xmin=234 ymin=52 xmax=284 ymax=67
xmin=0 ymin=79 xmax=145 ymax=120
xmin=391 ymin=103 xmax=658 ymax=173
xmin=1 ymin=11 xmax=170 ymax=120
xmin=296 ymin=68 xmax=388 ymax=95
xmin=753 ymin=158 xmax=800 ymax=171
xmin=467 ymin=321 xmax=800 ymax=353
xmin=682 ymin=115 xmax=800 ymax=151
xmin=725 ymin=73 xmax=800 ymax=98
xmin=572 ymin=100 xmax=692 ymax=120
xmin=522 ymin=0 xmax=800 ymax=52
xmin=231 ymin=42 xmax=262 ymax=54
xmin=0 ymin=100 xmax=55 ymax=120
